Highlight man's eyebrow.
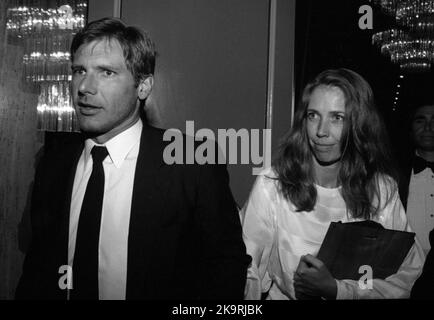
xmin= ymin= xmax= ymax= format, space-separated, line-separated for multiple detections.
xmin=414 ymin=115 xmax=426 ymax=119
xmin=96 ymin=63 xmax=123 ymax=71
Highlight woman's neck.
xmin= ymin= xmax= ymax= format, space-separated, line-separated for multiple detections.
xmin=313 ymin=157 xmax=341 ymax=188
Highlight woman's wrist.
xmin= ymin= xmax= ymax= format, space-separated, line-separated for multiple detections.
xmin=322 ymin=279 xmax=338 ymax=300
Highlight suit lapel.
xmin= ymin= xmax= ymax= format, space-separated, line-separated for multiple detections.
xmin=57 ymin=141 xmax=84 ymax=260
xmin=126 ymin=124 xmax=169 ymax=299
xmin=48 ymin=139 xmax=84 ymax=298
xmin=399 ymin=156 xmax=414 ymax=210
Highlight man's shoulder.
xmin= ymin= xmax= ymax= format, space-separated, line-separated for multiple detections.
xmin=44 ymin=133 xmax=84 ymax=155
xmin=143 ymin=125 xmax=224 ymax=167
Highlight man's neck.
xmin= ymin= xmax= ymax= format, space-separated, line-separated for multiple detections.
xmin=416 ymin=149 xmax=434 ymax=162
xmin=313 ymin=158 xmax=340 ymax=188
xmin=91 ymin=114 xmax=140 ymax=145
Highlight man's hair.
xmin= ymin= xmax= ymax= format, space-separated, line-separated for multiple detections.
xmin=70 ymin=17 xmax=156 ymax=84
xmin=411 ymin=103 xmax=434 ymax=121
xmin=273 ymin=68 xmax=397 ymax=219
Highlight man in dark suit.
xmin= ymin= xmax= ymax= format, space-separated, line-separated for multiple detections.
xmin=397 ymin=102 xmax=434 ymax=299
xmin=398 ymin=104 xmax=434 ymax=252
xmin=16 ymin=17 xmax=249 ymax=300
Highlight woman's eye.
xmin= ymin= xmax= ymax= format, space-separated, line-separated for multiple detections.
xmin=307 ymin=112 xmax=317 ymax=120
xmin=333 ymin=115 xmax=344 ymax=121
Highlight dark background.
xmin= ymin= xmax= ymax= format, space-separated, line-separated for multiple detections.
xmin=295 ymin=0 xmax=434 ymax=160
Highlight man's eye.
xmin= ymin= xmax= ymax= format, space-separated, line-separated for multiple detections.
xmin=72 ymin=68 xmax=85 ymax=75
xmin=103 ymin=70 xmax=114 ymax=76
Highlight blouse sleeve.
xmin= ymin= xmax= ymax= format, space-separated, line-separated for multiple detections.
xmin=335 ymin=187 xmax=426 ymax=299
xmin=241 ymin=174 xmax=276 ymax=300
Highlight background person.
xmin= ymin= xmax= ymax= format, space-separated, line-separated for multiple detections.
xmin=398 ymin=103 xmax=434 ymax=255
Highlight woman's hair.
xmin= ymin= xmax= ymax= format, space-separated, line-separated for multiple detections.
xmin=273 ymin=68 xmax=397 ymax=219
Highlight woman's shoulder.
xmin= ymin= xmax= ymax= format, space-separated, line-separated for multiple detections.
xmin=250 ymin=167 xmax=281 ymax=199
xmin=256 ymin=166 xmax=278 ymax=179
xmin=375 ymin=173 xmax=399 ymax=197
xmin=371 ymin=173 xmax=402 ymax=226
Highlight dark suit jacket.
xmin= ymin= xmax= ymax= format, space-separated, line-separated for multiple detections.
xmin=16 ymin=123 xmax=250 ymax=299
xmin=397 ymin=155 xmax=413 ymax=211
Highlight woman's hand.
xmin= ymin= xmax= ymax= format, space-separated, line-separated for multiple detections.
xmin=293 ymin=254 xmax=337 ymax=300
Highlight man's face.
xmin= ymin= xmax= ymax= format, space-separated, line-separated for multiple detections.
xmin=412 ymin=105 xmax=434 ymax=151
xmin=306 ymin=85 xmax=346 ymax=164
xmin=72 ymin=38 xmax=143 ymax=143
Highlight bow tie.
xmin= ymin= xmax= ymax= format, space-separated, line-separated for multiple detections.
xmin=413 ymin=156 xmax=434 ymax=174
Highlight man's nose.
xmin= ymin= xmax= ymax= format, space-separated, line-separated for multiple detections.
xmin=77 ymin=74 xmax=97 ymax=95
xmin=316 ymin=119 xmax=330 ymax=137
xmin=424 ymin=119 xmax=433 ymax=132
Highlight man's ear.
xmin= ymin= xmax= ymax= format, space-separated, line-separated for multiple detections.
xmin=137 ymin=76 xmax=154 ymax=100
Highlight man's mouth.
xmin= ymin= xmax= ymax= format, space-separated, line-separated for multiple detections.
xmin=77 ymin=102 xmax=102 ymax=115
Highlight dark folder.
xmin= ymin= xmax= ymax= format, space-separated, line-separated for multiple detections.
xmin=317 ymin=220 xmax=415 ymax=280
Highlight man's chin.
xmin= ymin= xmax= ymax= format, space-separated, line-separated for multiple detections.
xmin=77 ymin=123 xmax=105 ymax=139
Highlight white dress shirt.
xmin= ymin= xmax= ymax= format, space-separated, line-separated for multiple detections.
xmin=242 ymin=167 xmax=425 ymax=300
xmin=406 ymin=163 xmax=434 ymax=255
xmin=68 ymin=119 xmax=142 ymax=300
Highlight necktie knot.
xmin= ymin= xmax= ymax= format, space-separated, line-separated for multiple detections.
xmin=91 ymin=146 xmax=108 ymax=164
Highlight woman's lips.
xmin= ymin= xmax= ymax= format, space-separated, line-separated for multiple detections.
xmin=313 ymin=143 xmax=334 ymax=152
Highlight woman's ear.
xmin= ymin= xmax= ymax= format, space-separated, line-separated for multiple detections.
xmin=138 ymin=76 xmax=154 ymax=100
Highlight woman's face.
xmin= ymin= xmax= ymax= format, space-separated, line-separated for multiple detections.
xmin=306 ymin=85 xmax=346 ymax=164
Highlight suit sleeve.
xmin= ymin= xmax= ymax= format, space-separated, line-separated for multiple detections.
xmin=194 ymin=162 xmax=251 ymax=299
xmin=411 ymin=228 xmax=434 ymax=299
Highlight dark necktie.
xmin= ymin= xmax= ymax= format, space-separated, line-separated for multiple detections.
xmin=413 ymin=156 xmax=434 ymax=174
xmin=71 ymin=146 xmax=108 ymax=300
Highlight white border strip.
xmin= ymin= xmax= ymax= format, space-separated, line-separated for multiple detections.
xmin=265 ymin=0 xmax=277 ymax=167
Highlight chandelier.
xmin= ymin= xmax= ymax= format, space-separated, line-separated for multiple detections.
xmin=6 ymin=0 xmax=87 ymax=132
xmin=372 ymin=0 xmax=434 ymax=72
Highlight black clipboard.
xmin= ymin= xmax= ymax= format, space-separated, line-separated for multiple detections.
xmin=317 ymin=220 xmax=415 ymax=280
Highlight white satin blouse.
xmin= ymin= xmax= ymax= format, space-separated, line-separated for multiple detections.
xmin=241 ymin=167 xmax=425 ymax=300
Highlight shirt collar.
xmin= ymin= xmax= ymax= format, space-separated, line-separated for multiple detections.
xmin=84 ymin=119 xmax=143 ymax=168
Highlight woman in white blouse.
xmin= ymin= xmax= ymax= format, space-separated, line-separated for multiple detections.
xmin=241 ymin=68 xmax=425 ymax=300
